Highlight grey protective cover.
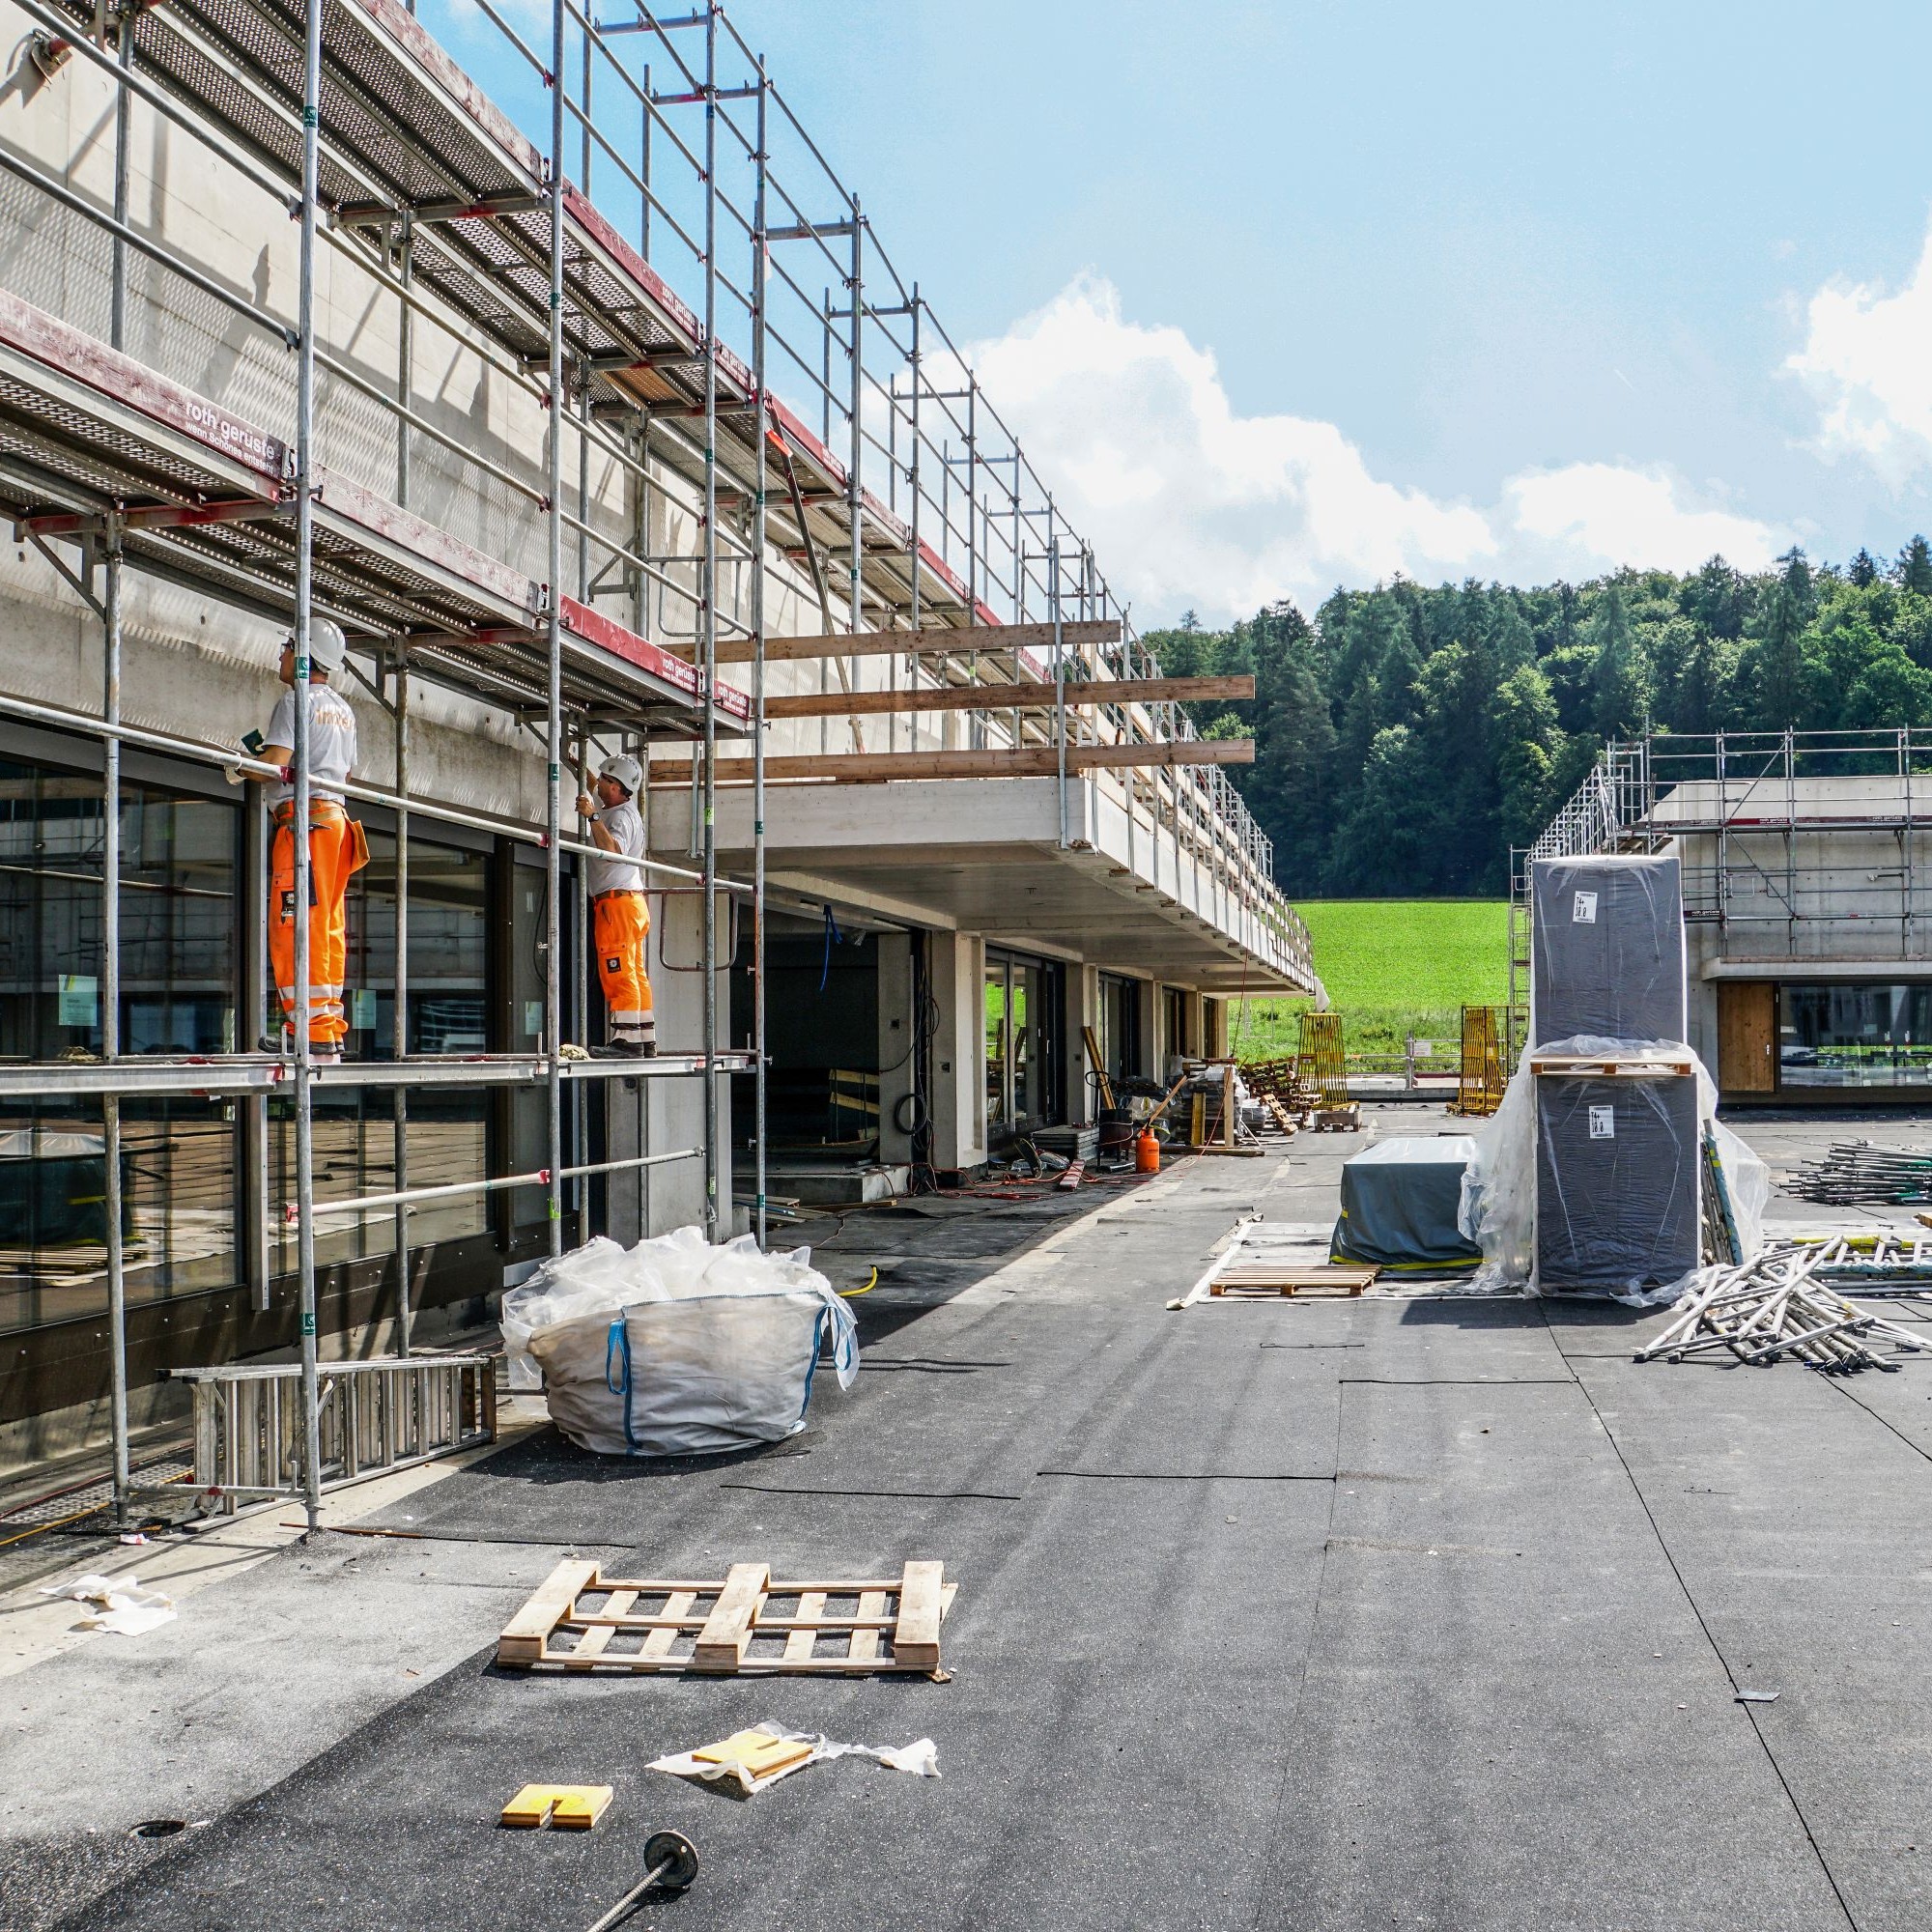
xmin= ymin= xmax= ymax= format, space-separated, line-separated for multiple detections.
xmin=1332 ymin=1135 xmax=1482 ymax=1269
xmin=1534 ymin=1075 xmax=1699 ymax=1296
xmin=1531 ymin=855 xmax=1686 ymax=1045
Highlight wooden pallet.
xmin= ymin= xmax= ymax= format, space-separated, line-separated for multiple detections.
xmin=1311 ymin=1103 xmax=1361 ymax=1131
xmin=1262 ymin=1095 xmax=1299 ymax=1137
xmin=1209 ymin=1264 xmax=1378 ymax=1298
xmin=496 ymin=1560 xmax=955 ymax=1676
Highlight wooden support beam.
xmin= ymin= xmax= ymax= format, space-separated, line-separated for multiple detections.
xmin=670 ymin=619 xmax=1121 ymax=667
xmin=762 ymin=673 xmax=1253 ymax=721
xmin=647 ymin=739 xmax=1254 ymax=785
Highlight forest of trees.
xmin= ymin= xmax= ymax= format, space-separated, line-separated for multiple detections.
xmin=1144 ymin=538 xmax=1932 ymax=897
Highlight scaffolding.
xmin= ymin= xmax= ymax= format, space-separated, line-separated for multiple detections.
xmin=1515 ymin=730 xmax=1932 ymax=977
xmin=0 ymin=0 xmax=1313 ymax=1526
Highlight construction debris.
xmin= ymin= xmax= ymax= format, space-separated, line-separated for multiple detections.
xmin=497 ymin=1560 xmax=954 ymax=1676
xmin=1635 ymin=1247 xmax=1932 ymax=1372
xmin=1786 ymin=1141 xmax=1932 ymax=1206
xmin=40 ymin=1573 xmax=176 ymax=1635
xmin=647 ymin=1723 xmax=939 ymax=1797
xmin=500 ymin=1785 xmax=614 ymax=1830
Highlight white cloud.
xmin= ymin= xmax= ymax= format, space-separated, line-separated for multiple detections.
xmin=1788 ymin=215 xmax=1932 ymax=488
xmin=964 ymin=276 xmax=1780 ymax=623
xmin=1506 ymin=464 xmax=1780 ymax=576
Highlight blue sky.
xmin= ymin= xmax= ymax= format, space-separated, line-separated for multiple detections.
xmin=443 ymin=2 xmax=1932 ymax=623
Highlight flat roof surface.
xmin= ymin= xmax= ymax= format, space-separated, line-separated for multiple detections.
xmin=5 ymin=1111 xmax=1929 ymax=1930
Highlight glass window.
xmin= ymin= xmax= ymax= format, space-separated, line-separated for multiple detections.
xmin=0 ymin=750 xmax=243 ymax=1331
xmin=269 ymin=823 xmax=493 ymax=1275
xmin=1779 ymin=983 xmax=1932 ymax=1089
xmin=984 ymin=964 xmax=1008 ymax=1137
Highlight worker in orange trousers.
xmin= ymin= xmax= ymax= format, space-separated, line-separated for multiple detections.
xmin=232 ymin=619 xmax=367 ymax=1063
xmin=577 ymin=753 xmax=656 ymax=1058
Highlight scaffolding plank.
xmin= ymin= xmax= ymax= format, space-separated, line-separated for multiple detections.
xmin=763 ymin=674 xmax=1254 ymax=720
xmin=696 ymin=619 xmax=1120 ymax=666
xmin=647 ymin=741 xmax=1255 ymax=785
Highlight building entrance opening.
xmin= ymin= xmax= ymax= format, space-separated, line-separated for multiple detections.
xmin=984 ymin=951 xmax=1064 ymax=1144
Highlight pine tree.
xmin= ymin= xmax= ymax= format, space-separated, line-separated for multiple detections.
xmin=1588 ymin=581 xmax=1649 ymax=740
xmin=1896 ymin=536 xmax=1932 ymax=595
xmin=1848 ymin=547 xmax=1881 ymax=588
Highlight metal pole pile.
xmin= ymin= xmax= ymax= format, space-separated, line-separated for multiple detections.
xmin=1786 ymin=1140 xmax=1932 ymax=1206
xmin=1636 ymin=1247 xmax=1931 ymax=1372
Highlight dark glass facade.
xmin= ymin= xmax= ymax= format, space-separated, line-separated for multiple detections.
xmin=1779 ymin=982 xmax=1932 ymax=1090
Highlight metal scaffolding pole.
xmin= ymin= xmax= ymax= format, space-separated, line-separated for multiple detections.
xmin=391 ymin=655 xmax=412 ymax=1354
xmin=293 ymin=0 xmax=326 ymax=1531
xmin=545 ymin=0 xmax=568 ymax=1254
xmin=700 ymin=2 xmax=721 ymax=1239
xmin=104 ymin=0 xmax=132 ymax=1528
xmin=752 ymin=55 xmax=769 ymax=1249
xmin=101 ymin=526 xmax=128 ymax=1522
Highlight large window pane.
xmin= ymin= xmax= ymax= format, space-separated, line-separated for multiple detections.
xmin=0 ymin=749 xmax=242 ymax=1329
xmin=269 ymin=824 xmax=492 ymax=1272
xmin=1780 ymin=982 xmax=1932 ymax=1089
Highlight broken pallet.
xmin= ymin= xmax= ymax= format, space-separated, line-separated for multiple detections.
xmin=1209 ymin=1264 xmax=1378 ymax=1298
xmin=496 ymin=1559 xmax=955 ymax=1675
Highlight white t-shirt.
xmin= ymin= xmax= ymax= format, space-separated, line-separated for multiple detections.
xmin=267 ymin=684 xmax=356 ymax=805
xmin=586 ymin=797 xmax=645 ymax=895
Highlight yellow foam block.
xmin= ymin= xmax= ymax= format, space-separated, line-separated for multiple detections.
xmin=499 ymin=1783 xmax=614 ymax=1830
xmin=691 ymin=1730 xmax=814 ymax=1777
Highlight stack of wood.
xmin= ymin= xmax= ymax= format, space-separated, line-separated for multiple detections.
xmin=1786 ymin=1141 xmax=1932 ymax=1206
xmin=1635 ymin=1246 xmax=1931 ymax=1372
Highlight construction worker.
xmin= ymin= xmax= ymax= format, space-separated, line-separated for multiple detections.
xmin=576 ymin=753 xmax=656 ymax=1058
xmin=231 ymin=620 xmax=367 ymax=1063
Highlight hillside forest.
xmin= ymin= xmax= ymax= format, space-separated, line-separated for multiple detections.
xmin=1145 ymin=539 xmax=1932 ymax=896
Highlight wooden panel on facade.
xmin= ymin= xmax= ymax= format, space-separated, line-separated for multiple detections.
xmin=1717 ymin=980 xmax=1778 ymax=1094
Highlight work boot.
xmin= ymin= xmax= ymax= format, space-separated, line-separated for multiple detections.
xmin=588 ymin=1038 xmax=646 ymax=1059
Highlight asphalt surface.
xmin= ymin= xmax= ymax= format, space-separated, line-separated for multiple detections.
xmin=5 ymin=1110 xmax=1930 ymax=1931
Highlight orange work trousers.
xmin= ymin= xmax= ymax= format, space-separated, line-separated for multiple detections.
xmin=593 ymin=891 xmax=653 ymax=1034
xmin=270 ymin=801 xmax=367 ymax=1046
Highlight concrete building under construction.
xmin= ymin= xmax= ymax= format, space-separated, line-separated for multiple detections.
xmin=0 ymin=0 xmax=1318 ymax=1479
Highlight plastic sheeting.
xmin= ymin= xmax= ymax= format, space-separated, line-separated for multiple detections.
xmin=1457 ymin=1036 xmax=1770 ymax=1305
xmin=502 ymin=1228 xmax=858 ymax=1457
xmin=1531 ymin=856 xmax=1686 ymax=1046
xmin=1331 ymin=1136 xmax=1482 ymax=1270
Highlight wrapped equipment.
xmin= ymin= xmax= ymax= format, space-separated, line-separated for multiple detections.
xmin=1531 ymin=855 xmax=1686 ymax=1045
xmin=1331 ymin=1135 xmax=1482 ymax=1271
xmin=1458 ymin=1037 xmax=1770 ymax=1304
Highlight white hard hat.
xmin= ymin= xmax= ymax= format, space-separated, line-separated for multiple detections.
xmin=600 ymin=753 xmax=642 ymax=795
xmin=284 ymin=618 xmax=348 ymax=673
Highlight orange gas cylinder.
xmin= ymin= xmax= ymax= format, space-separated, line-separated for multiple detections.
xmin=1134 ymin=1127 xmax=1161 ymax=1174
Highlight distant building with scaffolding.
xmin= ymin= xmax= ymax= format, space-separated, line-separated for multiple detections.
xmin=0 ymin=0 xmax=1318 ymax=1481
xmin=1516 ymin=730 xmax=1932 ymax=1103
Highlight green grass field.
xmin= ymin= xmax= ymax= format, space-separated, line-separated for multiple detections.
xmin=1233 ymin=899 xmax=1510 ymax=1061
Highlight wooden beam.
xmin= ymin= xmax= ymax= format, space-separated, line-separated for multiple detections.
xmin=647 ymin=740 xmax=1254 ymax=785
xmin=670 ymin=619 xmax=1121 ymax=667
xmin=762 ymin=673 xmax=1254 ymax=721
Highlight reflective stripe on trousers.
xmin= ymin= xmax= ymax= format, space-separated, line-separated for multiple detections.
xmin=593 ymin=892 xmax=653 ymax=1034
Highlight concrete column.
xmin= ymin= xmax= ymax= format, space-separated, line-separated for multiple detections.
xmin=1070 ymin=963 xmax=1101 ymax=1123
xmin=602 ymin=886 xmax=724 ymax=1235
xmin=929 ymin=929 xmax=985 ymax=1173
xmin=876 ymin=930 xmax=914 ymax=1165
